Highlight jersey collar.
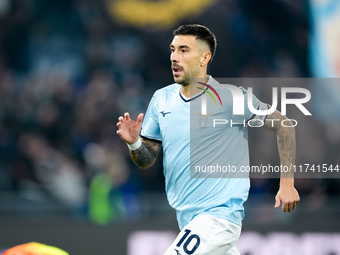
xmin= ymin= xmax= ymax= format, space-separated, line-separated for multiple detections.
xmin=179 ymin=75 xmax=217 ymax=103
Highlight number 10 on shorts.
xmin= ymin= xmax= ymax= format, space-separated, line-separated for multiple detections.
xmin=176 ymin=229 xmax=201 ymax=254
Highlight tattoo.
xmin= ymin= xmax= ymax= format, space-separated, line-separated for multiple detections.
xmin=130 ymin=137 xmax=162 ymax=169
xmin=263 ymin=110 xmax=296 ymax=178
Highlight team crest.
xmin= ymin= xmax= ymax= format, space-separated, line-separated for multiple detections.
xmin=197 ymin=112 xmax=213 ymax=127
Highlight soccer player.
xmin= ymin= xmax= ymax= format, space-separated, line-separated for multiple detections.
xmin=116 ymin=24 xmax=300 ymax=255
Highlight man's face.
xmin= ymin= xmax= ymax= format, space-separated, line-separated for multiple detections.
xmin=170 ymin=35 xmax=205 ymax=86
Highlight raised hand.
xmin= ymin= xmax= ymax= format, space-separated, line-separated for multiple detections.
xmin=116 ymin=112 xmax=144 ymax=144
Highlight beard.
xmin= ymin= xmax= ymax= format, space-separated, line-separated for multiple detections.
xmin=174 ymin=74 xmax=190 ymax=86
xmin=172 ymin=66 xmax=199 ymax=86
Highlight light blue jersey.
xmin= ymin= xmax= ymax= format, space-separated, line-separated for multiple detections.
xmin=141 ymin=76 xmax=267 ymax=230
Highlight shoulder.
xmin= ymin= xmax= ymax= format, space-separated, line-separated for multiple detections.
xmin=155 ymin=83 xmax=179 ymax=94
xmin=207 ymin=77 xmax=236 ymax=96
xmin=211 ymin=83 xmax=250 ymax=100
xmin=214 ymin=83 xmax=246 ymax=93
xmin=153 ymin=83 xmax=180 ymax=98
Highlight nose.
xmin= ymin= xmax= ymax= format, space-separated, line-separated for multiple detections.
xmin=170 ymin=51 xmax=179 ymax=63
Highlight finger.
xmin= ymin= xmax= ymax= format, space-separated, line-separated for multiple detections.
xmin=124 ymin=112 xmax=130 ymax=120
xmin=286 ymin=203 xmax=292 ymax=212
xmin=289 ymin=202 xmax=295 ymax=212
xmin=292 ymin=200 xmax=299 ymax=210
xmin=137 ymin=113 xmax=144 ymax=125
xmin=283 ymin=203 xmax=289 ymax=212
xmin=291 ymin=202 xmax=297 ymax=211
xmin=274 ymin=196 xmax=281 ymax=208
xmin=286 ymin=202 xmax=294 ymax=212
xmin=117 ymin=122 xmax=121 ymax=128
xmin=281 ymin=200 xmax=289 ymax=212
xmin=282 ymin=202 xmax=286 ymax=212
xmin=118 ymin=116 xmax=124 ymax=122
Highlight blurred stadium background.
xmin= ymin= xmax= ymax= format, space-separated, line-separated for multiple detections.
xmin=0 ymin=0 xmax=339 ymax=254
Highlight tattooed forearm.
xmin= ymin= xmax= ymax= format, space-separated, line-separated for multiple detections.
xmin=263 ymin=110 xmax=296 ymax=178
xmin=130 ymin=138 xmax=162 ymax=169
xmin=276 ymin=121 xmax=296 ymax=178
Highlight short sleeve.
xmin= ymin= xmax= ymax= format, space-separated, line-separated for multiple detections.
xmin=140 ymin=92 xmax=162 ymax=141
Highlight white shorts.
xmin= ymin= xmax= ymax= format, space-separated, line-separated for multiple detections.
xmin=164 ymin=214 xmax=241 ymax=255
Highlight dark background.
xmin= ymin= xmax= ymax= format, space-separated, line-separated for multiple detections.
xmin=0 ymin=0 xmax=339 ymax=254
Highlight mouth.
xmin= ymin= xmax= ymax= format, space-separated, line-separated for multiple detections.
xmin=172 ymin=66 xmax=183 ymax=76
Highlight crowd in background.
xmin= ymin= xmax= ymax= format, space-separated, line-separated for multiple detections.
xmin=0 ymin=0 xmax=339 ymax=223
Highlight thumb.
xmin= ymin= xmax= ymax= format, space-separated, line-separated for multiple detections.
xmin=136 ymin=113 xmax=144 ymax=125
xmin=274 ymin=195 xmax=281 ymax=208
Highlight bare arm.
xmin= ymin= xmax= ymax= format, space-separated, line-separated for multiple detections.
xmin=262 ymin=110 xmax=296 ymax=176
xmin=116 ymin=112 xmax=162 ymax=169
xmin=129 ymin=137 xmax=162 ymax=169
xmin=262 ymin=109 xmax=300 ymax=212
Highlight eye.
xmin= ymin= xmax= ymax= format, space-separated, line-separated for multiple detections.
xmin=181 ymin=49 xmax=187 ymax=53
xmin=170 ymin=48 xmax=174 ymax=53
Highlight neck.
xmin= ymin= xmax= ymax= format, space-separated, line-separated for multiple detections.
xmin=181 ymin=74 xmax=208 ymax=99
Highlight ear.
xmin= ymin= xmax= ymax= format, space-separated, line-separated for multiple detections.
xmin=200 ymin=51 xmax=211 ymax=67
